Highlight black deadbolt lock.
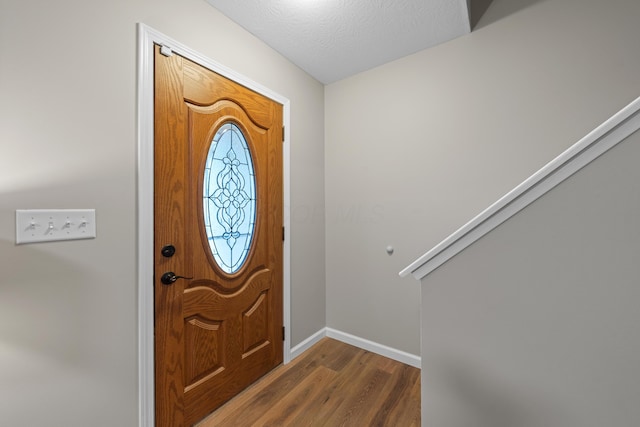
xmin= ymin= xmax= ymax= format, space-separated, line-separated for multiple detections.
xmin=161 ymin=244 xmax=176 ymax=258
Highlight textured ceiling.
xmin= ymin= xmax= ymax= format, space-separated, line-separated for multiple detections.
xmin=206 ymin=0 xmax=474 ymax=84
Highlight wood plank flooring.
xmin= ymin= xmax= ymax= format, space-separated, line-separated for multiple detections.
xmin=196 ymin=337 xmax=420 ymax=426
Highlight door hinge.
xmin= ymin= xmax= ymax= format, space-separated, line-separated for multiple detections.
xmin=282 ymin=326 xmax=286 ymax=341
xmin=159 ymin=44 xmax=173 ymax=57
xmin=282 ymin=226 xmax=285 ymax=241
xmin=282 ymin=126 xmax=285 ymax=142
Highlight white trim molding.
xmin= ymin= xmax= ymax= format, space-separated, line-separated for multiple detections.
xmin=137 ymin=23 xmax=292 ymax=427
xmin=290 ymin=329 xmax=326 ymax=360
xmin=400 ymin=95 xmax=640 ymax=281
xmin=290 ymin=328 xmax=421 ymax=369
xmin=326 ymin=328 xmax=421 ymax=368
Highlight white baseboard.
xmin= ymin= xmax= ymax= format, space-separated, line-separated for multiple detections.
xmin=289 ymin=327 xmax=421 ymax=369
xmin=289 ymin=328 xmax=326 ymax=361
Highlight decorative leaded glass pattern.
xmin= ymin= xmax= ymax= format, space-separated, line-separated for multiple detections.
xmin=203 ymin=122 xmax=256 ymax=274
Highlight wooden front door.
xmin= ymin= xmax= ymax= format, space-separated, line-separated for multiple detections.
xmin=154 ymin=45 xmax=284 ymax=427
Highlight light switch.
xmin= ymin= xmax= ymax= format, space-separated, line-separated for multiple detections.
xmin=16 ymin=209 xmax=96 ymax=244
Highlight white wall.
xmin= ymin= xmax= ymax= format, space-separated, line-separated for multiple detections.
xmin=0 ymin=0 xmax=325 ymax=426
xmin=420 ymin=127 xmax=640 ymax=426
xmin=324 ymin=0 xmax=640 ymax=356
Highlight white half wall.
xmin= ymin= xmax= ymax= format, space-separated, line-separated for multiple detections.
xmin=420 ymin=127 xmax=640 ymax=426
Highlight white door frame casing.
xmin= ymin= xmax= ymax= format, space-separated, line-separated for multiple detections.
xmin=136 ymin=23 xmax=292 ymax=427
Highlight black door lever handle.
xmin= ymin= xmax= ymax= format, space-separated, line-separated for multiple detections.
xmin=160 ymin=271 xmax=193 ymax=285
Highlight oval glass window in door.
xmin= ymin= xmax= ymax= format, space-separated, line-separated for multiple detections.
xmin=203 ymin=122 xmax=256 ymax=274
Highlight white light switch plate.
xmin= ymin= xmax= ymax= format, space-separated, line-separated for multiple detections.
xmin=16 ymin=209 xmax=96 ymax=244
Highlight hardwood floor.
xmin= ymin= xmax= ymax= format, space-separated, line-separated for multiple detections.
xmin=196 ymin=337 xmax=420 ymax=426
